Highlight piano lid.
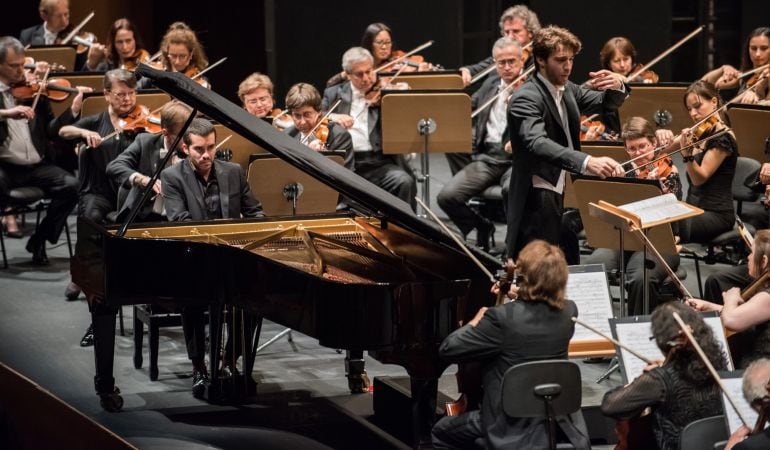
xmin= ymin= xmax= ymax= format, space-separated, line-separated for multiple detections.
xmin=135 ymin=64 xmax=499 ymax=270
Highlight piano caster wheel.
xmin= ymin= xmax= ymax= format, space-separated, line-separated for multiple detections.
xmin=99 ymin=387 xmax=124 ymax=412
xmin=133 ymin=354 xmax=143 ymax=369
xmin=348 ymin=371 xmax=370 ymax=394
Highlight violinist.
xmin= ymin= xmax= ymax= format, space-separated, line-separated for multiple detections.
xmin=431 ymin=240 xmax=589 ymax=450
xmin=284 ymin=83 xmax=353 ymax=168
xmin=657 ymin=80 xmax=738 ymax=244
xmin=437 ymin=37 xmax=522 ymax=252
xmin=83 ymin=18 xmax=152 ymax=73
xmin=600 ymin=37 xmax=659 ymax=84
xmin=0 ymin=36 xmax=80 ymax=265
xmin=600 ymin=302 xmax=727 ymax=450
xmin=583 ymin=117 xmax=682 ymax=315
xmin=322 ymin=47 xmax=417 ymax=209
xmin=459 ymin=5 xmax=540 ymax=86
xmin=159 ymin=23 xmax=210 ymax=87
xmin=237 ymin=72 xmax=274 ymax=119
xmin=725 ymin=358 xmax=770 ymax=449
xmin=702 ymin=27 xmax=770 ymax=105
xmin=688 ymin=230 xmax=770 ymax=368
xmin=58 ymin=69 xmax=141 ymax=224
xmin=19 ymin=0 xmax=70 ymax=46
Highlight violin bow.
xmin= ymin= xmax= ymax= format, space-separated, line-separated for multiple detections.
xmin=571 ymin=317 xmax=654 ymax=364
xmin=375 ymin=40 xmax=434 ymax=74
xmin=470 ymin=42 xmax=533 ymax=85
xmin=61 ymin=11 xmax=95 ymax=45
xmin=625 ymin=25 xmax=704 ymax=82
xmin=147 ymin=51 xmax=163 ymax=63
xmin=414 ymin=196 xmax=496 ymax=283
xmin=471 ymin=65 xmax=535 ymax=119
xmin=622 ymin=128 xmax=731 ymax=175
xmin=30 ymin=67 xmax=51 ymax=112
xmin=671 ymin=311 xmax=751 ymax=428
xmin=300 ymin=99 xmax=342 ymax=145
xmin=737 ymin=63 xmax=770 ymax=81
xmin=191 ymin=57 xmax=227 ymax=80
xmin=580 ymin=114 xmax=599 ymax=126
xmin=215 ymin=134 xmax=232 ymax=150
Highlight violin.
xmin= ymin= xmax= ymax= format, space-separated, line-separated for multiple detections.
xmin=11 ymin=78 xmax=79 ymax=102
xmin=180 ymin=66 xmax=211 ymax=88
xmin=689 ymin=114 xmax=720 ymax=143
xmin=120 ymin=49 xmax=164 ymax=72
xmin=117 ymin=105 xmax=162 ymax=135
xmin=385 ymin=50 xmax=440 ymax=72
xmin=626 ymin=64 xmax=659 ymax=84
xmin=266 ymin=108 xmax=292 ymax=131
xmin=579 ymin=115 xmax=618 ymax=141
xmin=313 ymin=118 xmax=330 ymax=147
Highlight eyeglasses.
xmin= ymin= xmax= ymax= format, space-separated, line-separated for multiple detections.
xmin=373 ymin=40 xmax=392 ymax=47
xmin=291 ymin=110 xmax=319 ymax=121
xmin=625 ymin=142 xmax=653 ymax=153
xmin=349 ymin=69 xmax=373 ymax=79
xmin=167 ymin=52 xmax=191 ymax=61
xmin=245 ymin=95 xmax=273 ymax=106
xmin=109 ymin=90 xmax=136 ymax=100
xmin=495 ymin=58 xmax=519 ymax=68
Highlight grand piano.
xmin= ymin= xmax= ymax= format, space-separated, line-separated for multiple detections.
xmin=71 ymin=65 xmax=501 ymax=447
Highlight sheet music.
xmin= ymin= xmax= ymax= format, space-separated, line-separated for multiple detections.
xmin=720 ymin=371 xmax=760 ymax=435
xmin=619 ymin=193 xmax=694 ymax=226
xmin=566 ymin=264 xmax=614 ymax=342
xmin=612 ymin=313 xmax=734 ymax=383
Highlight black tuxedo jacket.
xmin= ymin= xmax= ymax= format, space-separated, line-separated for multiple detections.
xmin=505 ymin=74 xmax=628 ymax=256
xmin=106 ymin=133 xmax=167 ymax=220
xmin=161 ymin=159 xmax=263 ymax=221
xmin=19 ymin=25 xmax=46 ymax=46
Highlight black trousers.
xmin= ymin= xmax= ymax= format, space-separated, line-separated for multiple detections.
xmin=0 ymin=162 xmax=78 ymax=244
xmin=356 ymin=157 xmax=417 ymax=210
xmin=704 ymin=264 xmax=750 ymax=303
xmin=78 ymin=193 xmax=116 ymax=224
xmin=444 ymin=153 xmax=472 ymax=177
xmin=678 ymin=210 xmax=733 ymax=244
xmin=431 ymin=409 xmax=484 ymax=450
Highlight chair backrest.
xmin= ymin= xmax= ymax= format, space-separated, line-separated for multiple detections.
xmin=732 ymin=156 xmax=761 ymax=203
xmin=501 ymin=360 xmax=582 ymax=418
xmin=678 ymin=415 xmax=728 ymax=450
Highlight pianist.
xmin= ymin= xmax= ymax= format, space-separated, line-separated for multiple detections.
xmin=431 ymin=240 xmax=590 ymax=449
xmin=161 ymin=117 xmax=264 ymax=396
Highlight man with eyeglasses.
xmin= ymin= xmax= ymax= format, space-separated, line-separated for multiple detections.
xmin=161 ymin=118 xmax=264 ymax=398
xmin=437 ymin=37 xmax=523 ymax=252
xmin=19 ymin=0 xmax=70 ymax=46
xmin=0 ymin=36 xmax=85 ymax=265
xmin=322 ymin=46 xmax=417 ymax=209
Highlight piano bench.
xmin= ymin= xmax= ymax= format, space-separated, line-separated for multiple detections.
xmin=133 ymin=304 xmax=183 ymax=381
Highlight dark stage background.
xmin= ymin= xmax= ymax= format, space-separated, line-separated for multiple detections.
xmin=2 ymin=0 xmax=769 ymax=104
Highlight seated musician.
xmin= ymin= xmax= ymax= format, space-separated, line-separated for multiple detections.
xmin=431 ymin=240 xmax=590 ymax=450
xmin=437 ymin=37 xmax=522 ymax=251
xmin=583 ymin=117 xmax=682 ymax=315
xmin=702 ymin=27 xmax=769 ymax=106
xmin=161 ymin=118 xmax=264 ymax=396
xmin=106 ymin=100 xmax=193 ymax=222
xmin=601 ymin=301 xmax=727 ymax=450
xmin=159 ymin=23 xmax=210 ymax=87
xmin=323 ymin=47 xmax=417 ymax=209
xmin=459 ymin=5 xmax=540 ymax=86
xmin=284 ymin=82 xmax=353 ymax=167
xmin=688 ymin=229 xmax=770 ymax=368
xmin=725 ymin=358 xmax=770 ymax=449
xmin=83 ymin=18 xmax=152 ymax=73
xmin=238 ymin=72 xmax=275 ymax=119
xmin=19 ymin=0 xmax=70 ymax=46
xmin=656 ymin=80 xmax=737 ymax=244
xmin=0 ymin=36 xmax=81 ymax=264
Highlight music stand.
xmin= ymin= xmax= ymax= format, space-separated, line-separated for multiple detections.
xmin=728 ymin=104 xmax=770 ymax=163
xmin=26 ymin=45 xmax=77 ymax=72
xmin=213 ymin=124 xmax=268 ymax=172
xmin=618 ymin=83 xmax=690 ymax=132
xmin=247 ymin=153 xmax=344 ymax=216
xmin=380 ymin=90 xmax=471 ymax=213
xmin=377 ymin=71 xmax=464 ymax=90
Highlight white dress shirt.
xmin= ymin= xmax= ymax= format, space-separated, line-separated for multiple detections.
xmin=348 ymin=84 xmax=372 ymax=152
xmin=0 ymin=82 xmax=41 ymax=166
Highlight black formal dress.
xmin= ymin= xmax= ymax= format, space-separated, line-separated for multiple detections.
xmin=431 ymin=299 xmax=590 ymax=450
xmin=506 ymin=73 xmax=628 ymax=259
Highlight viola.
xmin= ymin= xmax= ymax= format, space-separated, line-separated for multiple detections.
xmin=117 ymin=104 xmax=162 ymax=135
xmin=11 ymin=78 xmax=79 ymax=102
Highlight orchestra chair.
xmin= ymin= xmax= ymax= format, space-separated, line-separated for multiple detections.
xmin=679 ymin=157 xmax=761 ymax=290
xmin=678 ymin=415 xmax=727 ymax=450
xmin=0 ymin=187 xmax=72 ymax=269
xmin=501 ymin=360 xmax=583 ymax=450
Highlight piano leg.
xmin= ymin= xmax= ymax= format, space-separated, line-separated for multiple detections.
xmin=410 ymin=377 xmax=438 ymax=449
xmin=345 ymin=349 xmax=370 ymax=393
xmin=91 ymin=301 xmax=123 ymax=411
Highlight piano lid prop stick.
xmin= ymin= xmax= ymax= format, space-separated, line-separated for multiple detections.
xmin=415 ymin=196 xmax=496 ymax=282
xmin=571 ymin=317 xmax=653 ymax=364
xmin=672 ymin=311 xmax=750 ymax=428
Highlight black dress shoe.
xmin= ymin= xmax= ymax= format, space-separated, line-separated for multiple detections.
xmin=25 ymin=236 xmax=49 ymax=265
xmin=192 ymin=369 xmax=210 ymax=398
xmin=4 ymin=228 xmax=23 ymax=238
xmin=65 ymin=282 xmax=82 ymax=301
xmin=475 ymin=219 xmax=496 ymax=252
xmin=80 ymin=324 xmax=94 ymax=347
